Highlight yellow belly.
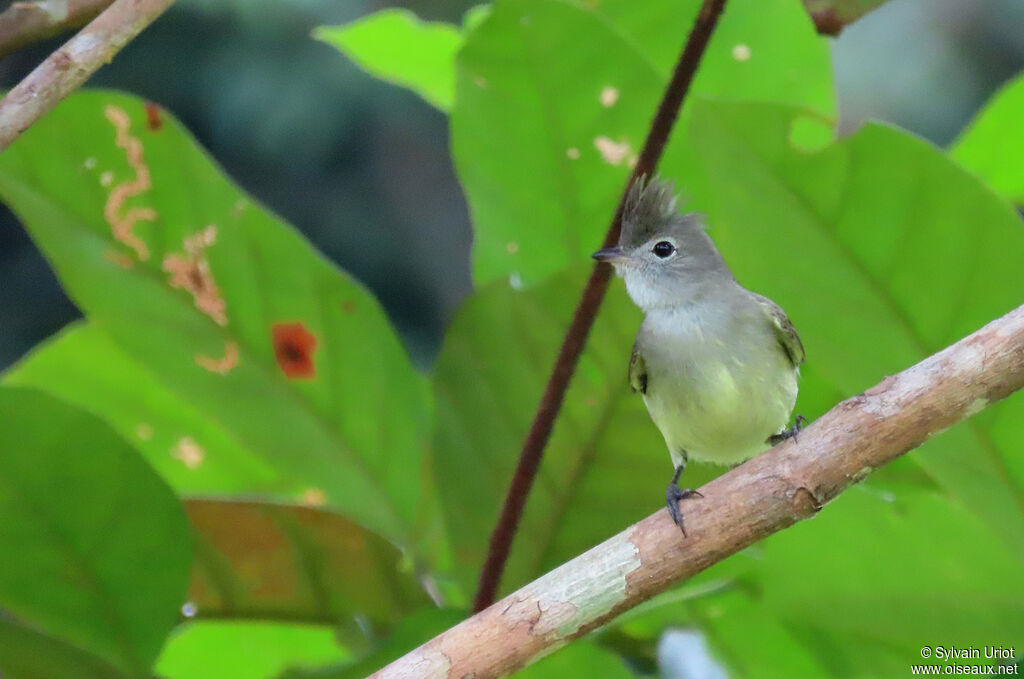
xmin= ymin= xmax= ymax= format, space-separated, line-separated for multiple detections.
xmin=642 ymin=358 xmax=798 ymax=466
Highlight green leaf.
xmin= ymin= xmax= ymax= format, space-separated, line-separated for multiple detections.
xmin=0 ymin=618 xmax=138 ymax=679
xmin=156 ymin=621 xmax=349 ymax=679
xmin=8 ymin=331 xmax=436 ymax=626
xmin=661 ymin=98 xmax=1024 ymax=562
xmin=757 ymin=488 xmax=1024 ymax=659
xmin=0 ymin=387 xmax=191 ymax=675
xmin=451 ymin=0 xmax=833 ymax=286
xmin=5 ymin=323 xmax=286 ymax=497
xmin=185 ymin=499 xmax=431 ymax=627
xmin=951 ymin=72 xmax=1024 ymax=204
xmin=799 ymin=0 xmax=891 ymax=35
xmin=594 ymin=0 xmax=834 ymax=112
xmin=314 ymin=9 xmax=463 ymax=111
xmin=0 ymin=91 xmax=431 ymax=546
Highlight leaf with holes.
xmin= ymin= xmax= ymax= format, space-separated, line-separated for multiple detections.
xmin=451 ymin=0 xmax=833 ymax=286
xmin=0 ymin=91 xmax=431 ymax=547
xmin=0 ymin=387 xmax=190 ymax=676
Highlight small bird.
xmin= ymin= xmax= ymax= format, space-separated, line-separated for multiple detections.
xmin=593 ymin=177 xmax=805 ymax=535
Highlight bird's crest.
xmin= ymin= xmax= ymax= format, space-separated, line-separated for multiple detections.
xmin=620 ymin=176 xmax=703 ymax=247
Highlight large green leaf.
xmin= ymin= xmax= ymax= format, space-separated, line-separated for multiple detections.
xmin=0 ymin=617 xmax=138 ymax=679
xmin=594 ymin=0 xmax=833 ymax=109
xmin=7 ymin=330 xmax=432 ymax=627
xmin=0 ymin=387 xmax=191 ymax=676
xmin=185 ymin=499 xmax=430 ymax=627
xmin=432 ymin=98 xmax=1024 ymax=600
xmin=757 ymin=487 xmax=1024 ymax=660
xmin=951 ymin=72 xmax=1024 ymax=205
xmin=0 ymin=91 xmax=430 ymax=546
xmin=661 ymin=98 xmax=1024 ymax=560
xmin=451 ymin=0 xmax=833 ymax=286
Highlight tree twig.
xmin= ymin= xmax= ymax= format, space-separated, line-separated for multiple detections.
xmin=0 ymin=0 xmax=174 ymax=152
xmin=0 ymin=0 xmax=115 ymax=58
xmin=472 ymin=0 xmax=730 ymax=612
xmin=377 ymin=302 xmax=1024 ymax=678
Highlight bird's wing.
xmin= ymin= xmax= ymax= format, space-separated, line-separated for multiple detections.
xmin=622 ymin=342 xmax=647 ymax=395
xmin=754 ymin=294 xmax=805 ymax=368
xmin=628 ymin=341 xmax=648 ymax=394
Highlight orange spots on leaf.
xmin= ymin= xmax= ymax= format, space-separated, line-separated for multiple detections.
xmin=340 ymin=300 xmax=356 ymax=314
xmin=103 ymin=250 xmax=134 ymax=269
xmin=594 ymin=135 xmax=637 ymax=168
xmin=196 ymin=340 xmax=239 ymax=375
xmin=301 ymin=487 xmax=326 ymax=506
xmin=272 ymin=322 xmax=318 ymax=379
xmin=104 ymin=105 xmax=156 ymax=261
xmin=144 ymin=101 xmax=163 ymax=130
xmin=164 ymin=225 xmax=228 ymax=325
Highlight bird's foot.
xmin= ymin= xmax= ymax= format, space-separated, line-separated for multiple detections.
xmin=666 ymin=483 xmax=703 ymax=536
xmin=768 ymin=414 xmax=809 ymax=445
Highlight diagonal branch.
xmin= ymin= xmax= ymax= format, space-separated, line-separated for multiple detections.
xmin=473 ymin=0 xmax=730 ymax=613
xmin=0 ymin=0 xmax=115 ymax=58
xmin=378 ymin=301 xmax=1024 ymax=678
xmin=0 ymin=0 xmax=174 ymax=152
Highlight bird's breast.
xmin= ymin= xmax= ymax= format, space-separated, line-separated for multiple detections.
xmin=639 ymin=308 xmax=798 ymax=464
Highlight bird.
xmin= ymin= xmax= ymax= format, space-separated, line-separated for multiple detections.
xmin=593 ymin=176 xmax=805 ymax=535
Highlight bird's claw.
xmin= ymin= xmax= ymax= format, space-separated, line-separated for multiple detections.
xmin=666 ymin=484 xmax=703 ymax=536
xmin=769 ymin=414 xmax=809 ymax=446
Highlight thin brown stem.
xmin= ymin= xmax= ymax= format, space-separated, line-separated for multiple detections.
xmin=472 ymin=0 xmax=730 ymax=613
xmin=0 ymin=0 xmax=175 ymax=153
xmin=377 ymin=302 xmax=1024 ymax=678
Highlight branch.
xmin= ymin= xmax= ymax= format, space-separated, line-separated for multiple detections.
xmin=376 ymin=303 xmax=1024 ymax=678
xmin=0 ymin=0 xmax=115 ymax=58
xmin=0 ymin=0 xmax=174 ymax=152
xmin=473 ymin=0 xmax=730 ymax=613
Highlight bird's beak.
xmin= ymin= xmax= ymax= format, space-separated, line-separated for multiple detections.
xmin=592 ymin=246 xmax=627 ymax=264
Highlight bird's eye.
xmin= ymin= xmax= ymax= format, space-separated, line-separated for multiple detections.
xmin=652 ymin=241 xmax=676 ymax=259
